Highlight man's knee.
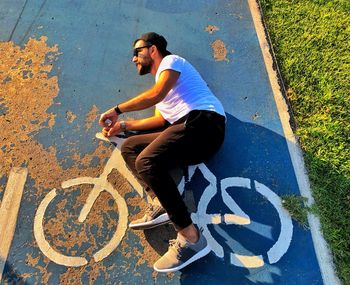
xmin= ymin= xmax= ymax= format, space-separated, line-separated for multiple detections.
xmin=120 ymin=137 xmax=135 ymax=160
xmin=135 ymin=154 xmax=154 ymax=176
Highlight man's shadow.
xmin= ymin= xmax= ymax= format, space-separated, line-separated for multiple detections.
xmin=143 ymin=112 xmax=299 ymax=255
xmin=1 ymin=258 xmax=29 ymax=285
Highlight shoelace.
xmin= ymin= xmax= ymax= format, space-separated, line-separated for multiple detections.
xmin=145 ymin=203 xmax=164 ymax=218
xmin=145 ymin=203 xmax=154 ymax=215
xmin=168 ymin=239 xmax=186 ymax=258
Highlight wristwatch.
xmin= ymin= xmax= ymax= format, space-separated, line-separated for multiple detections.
xmin=120 ymin=120 xmax=127 ymax=132
xmin=114 ymin=105 xmax=123 ymax=115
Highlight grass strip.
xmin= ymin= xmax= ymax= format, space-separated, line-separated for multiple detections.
xmin=259 ymin=0 xmax=350 ymax=283
xmin=281 ymin=194 xmax=310 ymax=228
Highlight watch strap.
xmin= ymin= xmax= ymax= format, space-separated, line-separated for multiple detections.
xmin=114 ymin=105 xmax=123 ymax=115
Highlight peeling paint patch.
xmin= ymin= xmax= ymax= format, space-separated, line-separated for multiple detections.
xmin=66 ymin=111 xmax=77 ymax=123
xmin=0 ymin=37 xmax=112 ymax=194
xmin=85 ymin=105 xmax=99 ymax=130
xmin=26 ymin=253 xmax=40 ymax=267
xmin=211 ymin=39 xmax=229 ymax=62
xmin=0 ymin=36 xmax=61 ymax=179
xmin=205 ymin=25 xmax=219 ymax=34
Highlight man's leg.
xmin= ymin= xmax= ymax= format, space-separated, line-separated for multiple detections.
xmin=121 ymin=132 xmax=161 ymax=199
xmin=121 ymin=132 xmax=172 ymax=229
xmin=135 ymin=111 xmax=225 ymax=231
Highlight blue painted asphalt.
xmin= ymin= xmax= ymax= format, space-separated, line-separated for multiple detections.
xmin=0 ymin=0 xmax=326 ymax=284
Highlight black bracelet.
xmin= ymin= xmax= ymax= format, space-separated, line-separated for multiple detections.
xmin=114 ymin=105 xmax=123 ymax=115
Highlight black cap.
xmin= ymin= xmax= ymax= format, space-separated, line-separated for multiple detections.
xmin=134 ymin=32 xmax=171 ymax=56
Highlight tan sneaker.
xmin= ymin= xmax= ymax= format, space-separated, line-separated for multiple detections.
xmin=129 ymin=203 xmax=170 ymax=230
xmin=153 ymin=230 xmax=211 ymax=272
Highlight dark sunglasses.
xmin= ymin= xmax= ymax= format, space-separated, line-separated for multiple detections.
xmin=133 ymin=45 xmax=151 ymax=57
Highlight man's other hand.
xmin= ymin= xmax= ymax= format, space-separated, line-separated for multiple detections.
xmin=99 ymin=108 xmax=118 ymax=127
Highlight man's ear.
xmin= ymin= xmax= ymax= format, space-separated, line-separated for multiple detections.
xmin=150 ymin=45 xmax=157 ymax=57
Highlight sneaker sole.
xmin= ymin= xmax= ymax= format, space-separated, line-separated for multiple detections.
xmin=129 ymin=213 xmax=171 ymax=230
xmin=153 ymin=244 xmax=211 ymax=273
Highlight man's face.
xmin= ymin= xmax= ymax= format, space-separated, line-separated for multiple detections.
xmin=132 ymin=40 xmax=152 ymax=75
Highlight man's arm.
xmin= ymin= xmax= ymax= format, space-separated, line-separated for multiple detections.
xmin=102 ymin=111 xmax=167 ymax=137
xmin=99 ymin=69 xmax=179 ymax=127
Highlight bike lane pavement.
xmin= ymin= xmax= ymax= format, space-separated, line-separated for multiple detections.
xmin=0 ymin=0 xmax=339 ymax=284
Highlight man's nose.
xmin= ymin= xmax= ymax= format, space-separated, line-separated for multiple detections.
xmin=132 ymin=55 xmax=137 ymax=62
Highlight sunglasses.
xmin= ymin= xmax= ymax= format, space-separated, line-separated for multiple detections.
xmin=133 ymin=45 xmax=151 ymax=57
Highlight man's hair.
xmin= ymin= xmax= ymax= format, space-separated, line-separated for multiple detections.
xmin=134 ymin=32 xmax=171 ymax=57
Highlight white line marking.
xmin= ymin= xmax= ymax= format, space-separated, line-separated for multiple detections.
xmin=95 ymin=133 xmax=143 ymax=197
xmin=190 ymin=165 xmax=292 ymax=266
xmin=61 ymin=177 xmax=129 ymax=263
xmin=92 ymin=181 xmax=128 ymax=262
xmin=34 ymin=177 xmax=129 ymax=266
xmin=213 ymin=224 xmax=265 ymax=268
xmin=61 ymin=177 xmax=106 ymax=222
xmin=0 ymin=167 xmax=28 ymax=282
xmin=254 ymin=181 xmax=293 ymax=264
xmin=191 ymin=164 xmax=225 ymax=258
xmin=33 ymin=189 xmax=88 ymax=267
xmin=224 ymin=214 xmax=250 ymax=225
xmin=221 ymin=177 xmax=251 ymax=224
xmin=33 ymin=134 xmax=141 ymax=267
xmin=231 ymin=254 xmax=264 ymax=268
xmin=248 ymin=1 xmax=340 ymax=283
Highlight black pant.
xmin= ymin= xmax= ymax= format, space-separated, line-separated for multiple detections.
xmin=121 ymin=110 xmax=225 ymax=230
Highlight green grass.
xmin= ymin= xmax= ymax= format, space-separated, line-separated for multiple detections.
xmin=259 ymin=0 xmax=350 ymax=283
xmin=281 ymin=194 xmax=310 ymax=228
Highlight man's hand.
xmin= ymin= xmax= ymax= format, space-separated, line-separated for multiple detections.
xmin=102 ymin=121 xmax=124 ymax=137
xmin=99 ymin=108 xmax=118 ymax=128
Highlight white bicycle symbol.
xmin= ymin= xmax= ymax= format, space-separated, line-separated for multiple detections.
xmin=34 ymin=133 xmax=293 ymax=268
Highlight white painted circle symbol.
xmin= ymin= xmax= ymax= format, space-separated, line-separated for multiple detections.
xmin=34 ymin=178 xmax=128 ymax=267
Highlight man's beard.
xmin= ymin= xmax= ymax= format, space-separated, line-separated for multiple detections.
xmin=138 ymin=59 xmax=152 ymax=75
xmin=139 ymin=63 xmax=151 ymax=75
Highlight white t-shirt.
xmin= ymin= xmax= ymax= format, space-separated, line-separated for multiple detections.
xmin=155 ymin=55 xmax=225 ymax=124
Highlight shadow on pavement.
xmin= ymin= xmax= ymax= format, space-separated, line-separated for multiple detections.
xmin=138 ymin=113 xmax=323 ymax=284
xmin=1 ymin=258 xmax=29 ymax=285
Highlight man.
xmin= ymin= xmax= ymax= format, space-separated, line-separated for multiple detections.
xmin=99 ymin=32 xmax=225 ymax=272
